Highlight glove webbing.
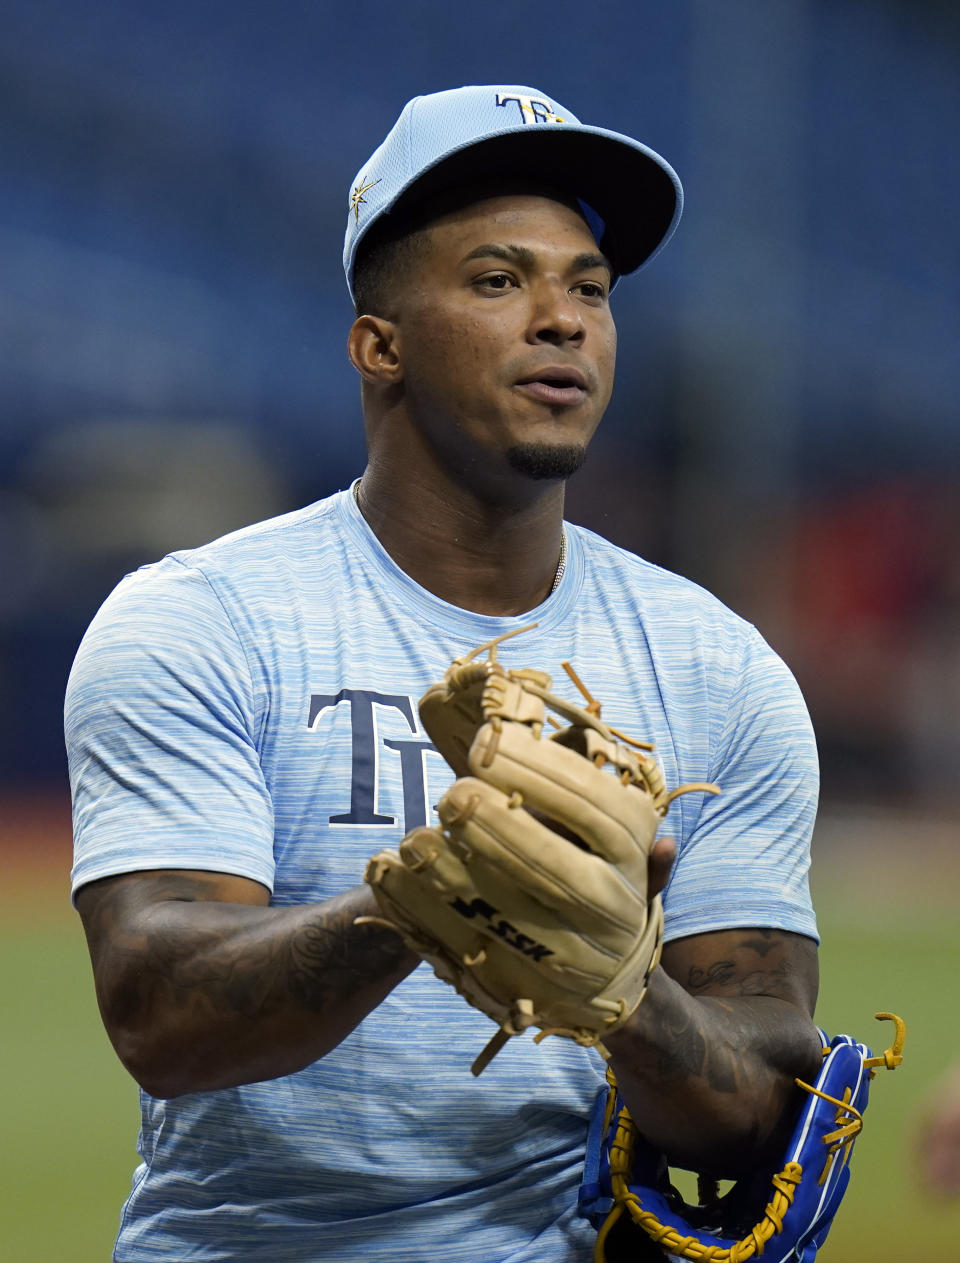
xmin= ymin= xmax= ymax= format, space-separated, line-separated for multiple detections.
xmin=596 ymin=1112 xmax=802 ymax=1263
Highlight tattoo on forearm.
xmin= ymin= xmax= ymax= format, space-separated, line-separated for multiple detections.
xmin=286 ymin=911 xmax=407 ymax=1013
xmin=604 ymin=930 xmax=821 ymax=1171
xmin=628 ymin=931 xmax=818 ymax=1094
xmin=79 ymin=873 xmax=409 ymax=1027
xmin=652 ymin=1001 xmax=737 ymax=1093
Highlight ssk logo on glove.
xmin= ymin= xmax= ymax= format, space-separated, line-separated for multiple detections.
xmin=449 ymin=895 xmax=555 ymax=962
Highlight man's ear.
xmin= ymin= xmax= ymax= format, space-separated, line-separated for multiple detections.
xmin=347 ymin=315 xmax=403 ymax=385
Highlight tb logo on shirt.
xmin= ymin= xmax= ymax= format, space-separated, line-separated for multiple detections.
xmin=307 ymin=689 xmax=443 ymax=833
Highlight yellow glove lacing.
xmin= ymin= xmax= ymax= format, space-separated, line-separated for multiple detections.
xmin=593 ymin=1013 xmax=905 ymax=1263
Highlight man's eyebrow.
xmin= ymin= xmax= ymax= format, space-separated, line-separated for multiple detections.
xmin=461 ymin=243 xmax=613 ymax=277
xmin=461 ymin=243 xmax=537 ymax=266
xmin=571 ymin=251 xmax=613 ymax=277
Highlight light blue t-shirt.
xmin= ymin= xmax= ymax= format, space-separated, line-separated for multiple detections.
xmin=66 ymin=486 xmax=819 ymax=1262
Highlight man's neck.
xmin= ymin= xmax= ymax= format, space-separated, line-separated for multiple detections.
xmin=354 ymin=461 xmax=567 ymax=616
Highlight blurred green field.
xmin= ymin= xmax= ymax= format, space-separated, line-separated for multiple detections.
xmin=5 ymin=803 xmax=960 ymax=1261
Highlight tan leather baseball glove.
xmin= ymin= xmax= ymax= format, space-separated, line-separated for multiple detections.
xmin=362 ymin=627 xmax=719 ymax=1074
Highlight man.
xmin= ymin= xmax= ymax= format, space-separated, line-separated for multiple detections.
xmin=66 ymin=85 xmax=822 ymax=1262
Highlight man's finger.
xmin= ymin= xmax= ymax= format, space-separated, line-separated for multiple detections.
xmin=648 ymin=836 xmax=677 ymax=899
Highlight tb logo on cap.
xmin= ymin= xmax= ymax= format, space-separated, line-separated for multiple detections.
xmin=496 ymin=93 xmax=565 ymax=125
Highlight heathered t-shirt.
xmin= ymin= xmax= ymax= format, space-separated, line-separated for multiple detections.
xmin=66 ymin=485 xmax=819 ymax=1262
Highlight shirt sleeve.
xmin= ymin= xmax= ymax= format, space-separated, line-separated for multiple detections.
xmin=65 ymin=556 xmax=276 ymax=898
xmin=662 ymin=626 xmax=820 ymax=944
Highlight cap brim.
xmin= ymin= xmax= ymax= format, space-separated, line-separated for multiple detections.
xmin=382 ymin=126 xmax=682 ymax=279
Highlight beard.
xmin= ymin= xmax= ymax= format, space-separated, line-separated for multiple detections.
xmin=506 ymin=442 xmax=587 ymax=481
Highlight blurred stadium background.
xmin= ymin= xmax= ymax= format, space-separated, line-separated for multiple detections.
xmin=2 ymin=0 xmax=958 ymax=1258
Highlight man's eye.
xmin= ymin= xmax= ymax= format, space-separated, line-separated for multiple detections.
xmin=477 ymin=272 xmax=515 ymax=291
xmin=574 ymin=281 xmax=607 ymax=300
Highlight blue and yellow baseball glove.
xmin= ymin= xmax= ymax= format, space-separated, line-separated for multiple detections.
xmin=579 ymin=1014 xmax=905 ymax=1262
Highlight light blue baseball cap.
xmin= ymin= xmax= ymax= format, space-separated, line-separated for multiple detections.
xmin=343 ymin=84 xmax=683 ymax=302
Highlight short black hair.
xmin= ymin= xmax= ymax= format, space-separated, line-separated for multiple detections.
xmin=352 ymin=217 xmax=427 ymax=318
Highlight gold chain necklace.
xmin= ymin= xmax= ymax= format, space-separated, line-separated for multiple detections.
xmin=352 ymin=480 xmax=566 ymax=594
xmin=551 ymin=528 xmax=567 ymax=592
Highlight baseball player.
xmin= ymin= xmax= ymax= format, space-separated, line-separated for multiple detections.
xmin=67 ymin=86 xmax=825 ymax=1262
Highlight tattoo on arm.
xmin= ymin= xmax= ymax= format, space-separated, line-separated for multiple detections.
xmin=79 ymin=872 xmax=410 ymax=1027
xmin=664 ymin=927 xmax=818 ymax=1012
xmin=651 ymin=999 xmax=734 ymax=1091
xmin=605 ymin=929 xmax=822 ymax=1172
xmin=286 ymin=908 xmax=408 ymax=1013
xmin=687 ymin=958 xmax=789 ymax=996
xmin=639 ymin=929 xmax=820 ymax=1093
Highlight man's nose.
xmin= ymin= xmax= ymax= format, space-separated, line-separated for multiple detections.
xmin=526 ymin=283 xmax=586 ymax=345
